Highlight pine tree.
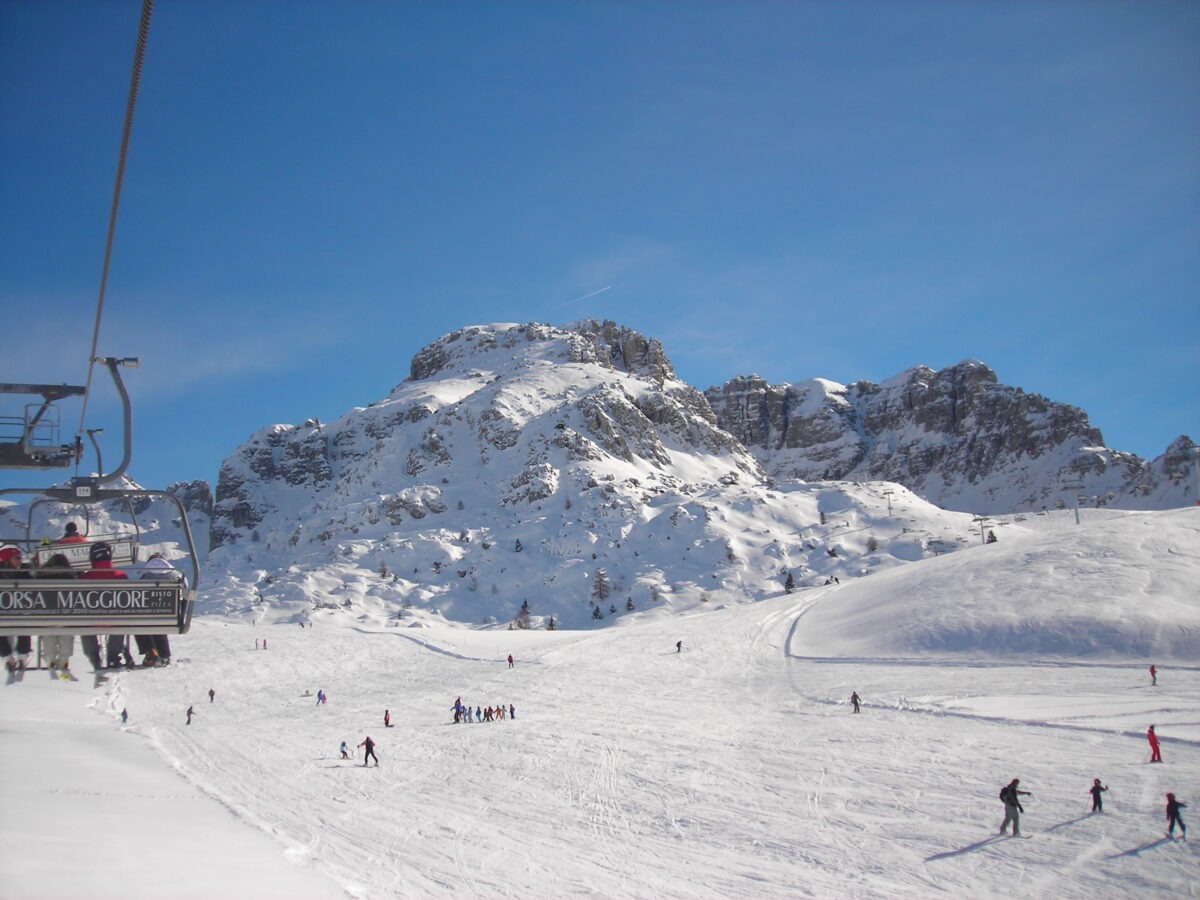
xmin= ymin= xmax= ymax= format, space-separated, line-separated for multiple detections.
xmin=591 ymin=568 xmax=611 ymax=602
xmin=592 ymin=606 xmax=603 ymax=620
xmin=784 ymin=571 xmax=795 ymax=593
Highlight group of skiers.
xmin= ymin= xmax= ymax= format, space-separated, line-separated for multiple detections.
xmin=452 ymin=696 xmax=515 ymax=723
xmin=1000 ymin=777 xmax=1186 ymax=840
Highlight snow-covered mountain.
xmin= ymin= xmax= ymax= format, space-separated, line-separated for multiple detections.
xmin=195 ymin=320 xmax=1195 ymax=627
xmin=205 ymin=321 xmax=985 ymax=627
xmin=705 ymin=363 xmax=1196 ymax=514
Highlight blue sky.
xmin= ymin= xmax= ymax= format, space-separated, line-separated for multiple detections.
xmin=2 ymin=0 xmax=1197 ymax=492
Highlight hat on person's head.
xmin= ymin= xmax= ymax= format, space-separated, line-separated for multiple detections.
xmin=64 ymin=522 xmax=79 ymax=536
xmin=0 ymin=546 xmax=22 ymax=566
xmin=89 ymin=541 xmax=112 ymax=562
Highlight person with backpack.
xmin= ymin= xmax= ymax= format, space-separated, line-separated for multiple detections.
xmin=850 ymin=691 xmax=861 ymax=714
xmin=999 ymin=778 xmax=1031 ymax=836
xmin=1165 ymin=793 xmax=1187 ymax=840
xmin=1089 ymin=778 xmax=1108 ymax=813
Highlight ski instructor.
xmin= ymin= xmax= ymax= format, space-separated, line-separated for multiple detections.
xmin=359 ymin=735 xmax=378 ymax=767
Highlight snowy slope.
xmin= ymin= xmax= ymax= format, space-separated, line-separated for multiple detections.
xmin=2 ymin=508 xmax=1197 ymax=899
xmin=792 ymin=508 xmax=1200 ymax=662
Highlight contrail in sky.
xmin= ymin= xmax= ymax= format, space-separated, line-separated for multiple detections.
xmin=562 ymin=285 xmax=612 ymax=306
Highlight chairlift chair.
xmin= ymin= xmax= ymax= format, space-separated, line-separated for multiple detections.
xmin=0 ymin=359 xmax=200 ymax=637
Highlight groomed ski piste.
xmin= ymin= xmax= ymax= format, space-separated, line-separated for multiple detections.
xmin=2 ymin=508 xmax=1197 ymax=898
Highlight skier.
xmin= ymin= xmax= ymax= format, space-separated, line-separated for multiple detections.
xmin=1089 ymin=778 xmax=1108 ymax=813
xmin=186 ymin=705 xmax=195 ymax=726
xmin=209 ymin=688 xmax=215 ymax=703
xmin=475 ymin=706 xmax=482 ymax=722
xmin=1149 ymin=665 xmax=1157 ymax=686
xmin=384 ymin=709 xmax=391 ymax=728
xmin=339 ymin=741 xmax=350 ymax=760
xmin=255 ymin=639 xmax=259 ymax=650
xmin=676 ymin=640 xmax=682 ymax=653
xmin=263 ymin=639 xmax=267 ymax=650
xmin=316 ymin=690 xmax=326 ymax=706
xmin=999 ymin=778 xmax=1031 ymax=836
xmin=358 ymin=735 xmax=378 ymax=767
xmin=850 ymin=691 xmax=861 ymax=714
xmin=507 ymin=654 xmax=514 ymax=668
xmin=452 ymin=697 xmax=463 ymax=723
xmin=509 ymin=703 xmax=515 ymax=720
xmin=120 ymin=708 xmax=128 ymax=725
xmin=1147 ymin=725 xmax=1163 ymax=763
xmin=1165 ymin=792 xmax=1187 ymax=840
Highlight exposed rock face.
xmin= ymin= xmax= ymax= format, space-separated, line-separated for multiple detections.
xmin=706 ymin=361 xmax=1192 ymax=513
xmin=166 ymin=479 xmax=214 ymax=518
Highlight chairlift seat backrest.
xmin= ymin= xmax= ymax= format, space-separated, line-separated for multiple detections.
xmin=34 ymin=538 xmax=137 ymax=570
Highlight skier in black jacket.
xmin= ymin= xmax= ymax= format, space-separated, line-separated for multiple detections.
xmin=999 ymin=779 xmax=1031 ymax=836
xmin=1089 ymin=779 xmax=1108 ymax=813
xmin=1166 ymin=793 xmax=1187 ymax=839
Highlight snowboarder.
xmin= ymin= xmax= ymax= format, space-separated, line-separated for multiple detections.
xmin=999 ymin=778 xmax=1031 ymax=836
xmin=384 ymin=709 xmax=391 ymax=728
xmin=1148 ymin=725 xmax=1162 ymax=763
xmin=1165 ymin=792 xmax=1187 ymax=840
xmin=340 ymin=741 xmax=350 ymax=759
xmin=358 ymin=736 xmax=378 ymax=766
xmin=120 ymin=708 xmax=128 ymax=725
xmin=850 ymin=691 xmax=861 ymax=714
xmin=208 ymin=688 xmax=215 ymax=703
xmin=1089 ymin=778 xmax=1108 ymax=813
xmin=186 ymin=705 xmax=195 ymax=726
xmin=1149 ymin=665 xmax=1157 ymax=686
xmin=676 ymin=640 xmax=682 ymax=653
xmin=507 ymin=654 xmax=514 ymax=668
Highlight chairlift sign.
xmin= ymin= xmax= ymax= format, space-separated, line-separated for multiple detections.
xmin=0 ymin=578 xmax=184 ymax=634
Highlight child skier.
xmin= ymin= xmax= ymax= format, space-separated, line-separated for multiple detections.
xmin=1089 ymin=779 xmax=1108 ymax=813
xmin=1166 ymin=793 xmax=1187 ymax=840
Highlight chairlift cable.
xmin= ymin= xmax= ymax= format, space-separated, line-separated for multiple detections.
xmin=75 ymin=0 xmax=155 ymax=447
